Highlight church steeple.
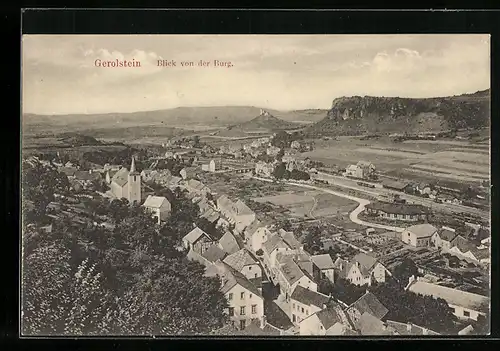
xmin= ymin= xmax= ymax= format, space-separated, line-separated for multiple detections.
xmin=130 ymin=156 xmax=138 ymax=174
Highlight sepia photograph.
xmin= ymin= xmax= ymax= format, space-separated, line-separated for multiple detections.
xmin=21 ymin=34 xmax=491 ymax=336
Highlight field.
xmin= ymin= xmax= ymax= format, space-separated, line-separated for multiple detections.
xmin=252 ymin=190 xmax=358 ymax=219
xmin=299 ymin=135 xmax=490 ymax=187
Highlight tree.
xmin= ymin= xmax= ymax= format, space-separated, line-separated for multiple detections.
xmin=392 ymin=258 xmax=420 ymax=287
xmin=272 ymin=162 xmax=287 ymax=179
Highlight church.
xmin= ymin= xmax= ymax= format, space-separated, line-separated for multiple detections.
xmin=109 ymin=157 xmax=142 ymax=203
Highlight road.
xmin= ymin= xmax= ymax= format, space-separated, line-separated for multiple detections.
xmin=314 ymin=172 xmax=489 ymax=221
xmin=252 ymin=176 xmax=405 ymax=232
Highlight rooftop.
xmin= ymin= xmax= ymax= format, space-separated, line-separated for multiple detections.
xmin=263 ymin=233 xmax=288 ymax=254
xmin=202 ymin=245 xmax=227 ymax=263
xmin=408 ymin=280 xmax=489 ymax=313
xmin=143 ymin=195 xmax=170 ymax=209
xmin=218 ymin=232 xmax=242 ymax=255
xmin=315 ymin=305 xmax=347 ymax=330
xmin=182 ymin=227 xmax=212 ymax=245
xmin=290 ymin=285 xmax=330 ymax=309
xmin=223 ymin=248 xmax=258 ymax=272
xmin=385 ymin=320 xmax=440 ymax=336
xmin=356 ymin=312 xmax=395 ymax=336
xmin=310 ymin=254 xmax=335 ymax=270
xmin=349 ymin=291 xmax=389 ymax=321
xmin=279 ymin=256 xmax=306 ymax=285
xmin=406 ymin=223 xmax=438 ymax=238
xmin=437 ymin=228 xmax=457 ymax=242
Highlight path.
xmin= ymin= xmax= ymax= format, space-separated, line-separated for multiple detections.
xmin=308 ymin=195 xmax=319 ymax=219
xmin=252 ymin=176 xmax=405 ymax=232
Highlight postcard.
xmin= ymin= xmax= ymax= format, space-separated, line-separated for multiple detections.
xmin=21 ymin=34 xmax=490 ymax=336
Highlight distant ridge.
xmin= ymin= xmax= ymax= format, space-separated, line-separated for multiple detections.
xmin=306 ymin=89 xmax=490 ymax=136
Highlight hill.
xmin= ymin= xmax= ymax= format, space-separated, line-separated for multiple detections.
xmin=306 ymin=89 xmax=490 ymax=136
xmin=227 ymin=109 xmax=301 ymax=132
xmin=23 ymin=106 xmax=327 ymax=136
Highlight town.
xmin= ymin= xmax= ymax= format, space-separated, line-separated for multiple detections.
xmin=22 ymin=113 xmax=490 ymax=336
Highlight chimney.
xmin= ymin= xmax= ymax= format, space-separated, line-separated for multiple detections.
xmin=260 ymin=315 xmax=266 ymax=329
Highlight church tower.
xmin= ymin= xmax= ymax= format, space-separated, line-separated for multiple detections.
xmin=127 ymin=156 xmax=142 ymax=204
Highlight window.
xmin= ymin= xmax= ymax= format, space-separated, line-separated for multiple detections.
xmin=240 ymin=306 xmax=246 ymax=315
xmin=240 ymin=320 xmax=246 ymax=330
xmin=228 ymin=307 xmax=234 ymax=316
xmin=292 ymin=303 xmax=295 ymax=309
xmin=301 ymin=307 xmax=304 ymax=313
xmin=249 ymin=294 xmax=252 ymax=298
xmin=292 ymin=314 xmax=296 ymax=322
xmin=228 ymin=293 xmax=233 ymax=301
xmin=252 ymin=305 xmax=257 ymax=314
xmin=254 ymin=273 xmax=258 ymax=278
xmin=320 ymin=325 xmax=323 ymax=330
xmin=306 ymin=310 xmax=308 ymax=315
xmin=241 ymin=292 xmax=245 ymax=299
xmin=249 ymin=266 xmax=252 ymax=270
xmin=463 ymin=310 xmax=471 ymax=317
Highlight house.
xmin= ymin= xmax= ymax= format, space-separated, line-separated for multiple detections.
xmin=73 ymin=170 xmax=102 ymax=187
xmin=310 ymin=254 xmax=335 ymax=283
xmin=275 ymin=254 xmax=317 ymax=301
xmin=142 ymin=195 xmax=171 ymax=224
xmin=185 ymin=179 xmax=210 ymax=196
xmin=218 ymin=231 xmax=244 ymax=255
xmin=431 ymin=227 xmax=457 ymax=250
xmin=279 ymin=229 xmax=303 ymax=250
xmin=255 ymin=161 xmax=274 ymax=177
xmin=243 ymin=220 xmax=271 ymax=252
xmin=298 ymin=303 xmax=353 ymax=336
xmin=385 ymin=320 xmax=440 ymax=335
xmin=202 ymin=244 xmax=227 ymax=264
xmin=364 ymin=201 xmax=430 ymax=222
xmin=355 ymin=312 xmax=397 ymax=335
xmin=201 ymin=207 xmax=221 ymax=225
xmin=261 ymin=234 xmax=293 ymax=282
xmin=223 ymin=248 xmax=262 ymax=287
xmin=402 ymin=223 xmax=438 ymax=247
xmin=290 ymin=285 xmax=331 ymax=325
xmin=202 ymin=159 xmax=222 ymax=172
xmin=109 ymin=157 xmax=142 ymax=203
xmin=448 ymin=235 xmax=490 ymax=265
xmin=216 ymin=195 xmax=256 ymax=233
xmin=381 ymin=179 xmax=410 ymax=192
xmin=345 ymin=291 xmax=388 ymax=327
xmin=344 ymin=161 xmax=375 ymax=179
xmin=333 ymin=253 xmax=389 ymax=287
xmin=406 ymin=276 xmax=489 ymax=321
xmin=205 ymin=261 xmax=264 ymax=330
xmin=182 ymin=227 xmax=214 ymax=254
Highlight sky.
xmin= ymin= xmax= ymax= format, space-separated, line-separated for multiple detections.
xmin=22 ymin=34 xmax=490 ymax=115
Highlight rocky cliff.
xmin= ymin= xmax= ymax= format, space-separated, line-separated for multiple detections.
xmin=307 ymin=89 xmax=490 ymax=136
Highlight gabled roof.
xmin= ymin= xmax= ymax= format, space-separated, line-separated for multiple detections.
xmin=182 ymin=227 xmax=212 ymax=245
xmin=408 ymin=280 xmax=489 ymax=312
xmin=244 ymin=219 xmax=265 ymax=240
xmin=333 ymin=257 xmax=353 ymax=279
xmin=385 ymin=320 xmax=440 ymax=335
xmin=263 ymin=234 xmax=288 ymax=254
xmin=356 ymin=312 xmax=395 ymax=335
xmin=223 ymin=248 xmax=257 ymax=272
xmin=349 ymin=292 xmax=388 ymax=320
xmin=217 ymin=194 xmax=234 ymax=209
xmin=234 ymin=199 xmax=255 ymax=216
xmin=310 ymin=254 xmax=335 ymax=270
xmin=143 ymin=195 xmax=170 ymax=209
xmin=450 ymin=235 xmax=470 ymax=251
xmin=406 ymin=223 xmax=438 ymax=238
xmin=357 ymin=161 xmax=374 ymax=168
xmin=279 ymin=229 xmax=302 ymax=249
xmin=291 ymin=285 xmax=330 ymax=309
xmin=201 ymin=208 xmax=220 ymax=223
xmin=111 ymin=167 xmax=129 ymax=186
xmin=279 ymin=256 xmax=306 ymax=286
xmin=219 ymin=262 xmax=263 ymax=298
xmin=202 ymin=245 xmax=227 ymax=263
xmin=315 ymin=305 xmax=346 ymax=330
xmin=218 ymin=231 xmax=242 ymax=255
xmin=353 ymin=253 xmax=379 ymax=275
